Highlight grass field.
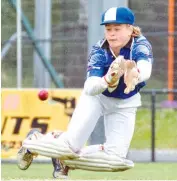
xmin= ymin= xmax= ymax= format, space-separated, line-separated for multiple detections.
xmin=1 ymin=163 xmax=177 ymax=180
xmin=131 ymin=109 xmax=177 ymax=149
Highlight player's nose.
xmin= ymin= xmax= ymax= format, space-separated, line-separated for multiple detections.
xmin=109 ymin=30 xmax=116 ymax=37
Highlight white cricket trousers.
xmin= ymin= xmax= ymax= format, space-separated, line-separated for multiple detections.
xmin=63 ymin=91 xmax=140 ymax=158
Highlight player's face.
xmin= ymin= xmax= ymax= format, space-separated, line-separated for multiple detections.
xmin=105 ymin=24 xmax=133 ymax=49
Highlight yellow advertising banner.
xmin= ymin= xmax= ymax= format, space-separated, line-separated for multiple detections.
xmin=1 ymin=89 xmax=82 ymax=159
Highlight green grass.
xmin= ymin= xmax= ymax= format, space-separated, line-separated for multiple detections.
xmin=2 ymin=163 xmax=177 ymax=180
xmin=131 ymin=109 xmax=177 ymax=149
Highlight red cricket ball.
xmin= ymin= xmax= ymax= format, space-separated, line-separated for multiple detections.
xmin=38 ymin=90 xmax=49 ymax=101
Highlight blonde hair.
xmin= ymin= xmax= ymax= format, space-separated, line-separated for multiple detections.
xmin=131 ymin=26 xmax=142 ymax=37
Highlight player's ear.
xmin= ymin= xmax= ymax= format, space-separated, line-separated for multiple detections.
xmin=127 ymin=24 xmax=133 ymax=30
xmin=127 ymin=24 xmax=133 ymax=37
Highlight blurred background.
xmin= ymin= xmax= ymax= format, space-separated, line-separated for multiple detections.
xmin=2 ymin=0 xmax=177 ymax=91
xmin=1 ymin=0 xmax=177 ymax=169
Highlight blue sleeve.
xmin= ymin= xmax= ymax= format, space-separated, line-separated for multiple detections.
xmin=87 ymin=48 xmax=107 ymax=78
xmin=132 ymin=42 xmax=153 ymax=64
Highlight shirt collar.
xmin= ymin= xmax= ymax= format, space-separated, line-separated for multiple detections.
xmin=101 ymin=37 xmax=134 ymax=49
xmin=101 ymin=37 xmax=134 ymax=59
xmin=109 ymin=47 xmax=117 ymax=58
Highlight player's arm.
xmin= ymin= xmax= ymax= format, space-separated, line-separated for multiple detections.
xmin=84 ymin=76 xmax=108 ymax=96
xmin=124 ymin=43 xmax=153 ymax=94
xmin=137 ymin=60 xmax=152 ymax=83
xmin=136 ymin=43 xmax=153 ymax=83
xmin=84 ymin=48 xmax=126 ymax=96
xmin=84 ymin=50 xmax=108 ymax=96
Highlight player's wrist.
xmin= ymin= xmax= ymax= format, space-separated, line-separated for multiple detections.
xmin=109 ymin=79 xmax=119 ymax=88
xmin=103 ymin=75 xmax=111 ymax=85
xmin=103 ymin=75 xmax=119 ymax=88
xmin=103 ymin=72 xmax=117 ymax=84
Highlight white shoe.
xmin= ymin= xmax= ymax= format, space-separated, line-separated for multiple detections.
xmin=17 ymin=129 xmax=42 ymax=170
xmin=17 ymin=147 xmax=34 ymax=170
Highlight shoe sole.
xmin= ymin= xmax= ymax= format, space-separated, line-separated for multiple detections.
xmin=17 ymin=129 xmax=41 ymax=170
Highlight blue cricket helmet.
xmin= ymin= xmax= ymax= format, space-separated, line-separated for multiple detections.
xmin=100 ymin=7 xmax=135 ymax=25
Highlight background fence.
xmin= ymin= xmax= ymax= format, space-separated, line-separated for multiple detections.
xmin=140 ymin=89 xmax=177 ymax=162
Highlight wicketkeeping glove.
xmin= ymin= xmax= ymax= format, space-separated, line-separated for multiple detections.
xmin=104 ymin=56 xmax=125 ymax=88
xmin=124 ymin=60 xmax=140 ymax=94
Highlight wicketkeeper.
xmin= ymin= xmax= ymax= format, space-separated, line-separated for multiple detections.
xmin=17 ymin=7 xmax=153 ymax=179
